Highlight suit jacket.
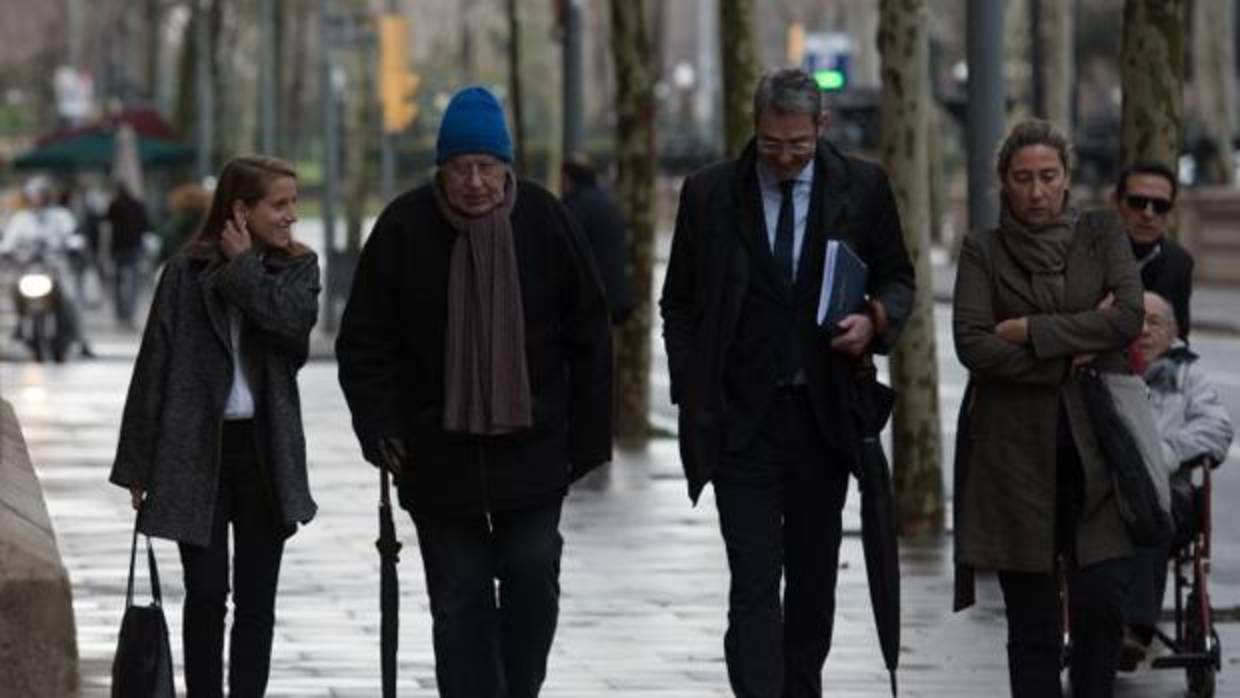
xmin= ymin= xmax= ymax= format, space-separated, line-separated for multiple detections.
xmin=951 ymin=209 xmax=1144 ymax=608
xmin=660 ymin=140 xmax=915 ymax=502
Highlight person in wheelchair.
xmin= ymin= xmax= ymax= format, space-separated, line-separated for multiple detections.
xmin=1121 ymin=291 xmax=1234 ymax=670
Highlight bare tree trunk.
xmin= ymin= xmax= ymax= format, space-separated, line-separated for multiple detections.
xmin=343 ymin=21 xmax=375 ymax=256
xmin=282 ymin=1 xmax=310 ymax=159
xmin=1037 ymin=0 xmax=1075 ymax=135
xmin=879 ymin=0 xmax=943 ymax=537
xmin=507 ymin=0 xmax=527 ymax=172
xmin=173 ymin=6 xmax=198 ymax=137
xmin=143 ymin=0 xmax=161 ymax=101
xmin=842 ymin=0 xmax=881 ymax=88
xmin=609 ymin=0 xmax=656 ymax=440
xmin=1121 ymin=0 xmax=1186 ymax=170
xmin=1192 ymin=0 xmax=1236 ymax=185
xmin=719 ymin=0 xmax=758 ymax=157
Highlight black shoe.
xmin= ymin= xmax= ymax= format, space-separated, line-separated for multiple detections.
xmin=1118 ymin=628 xmax=1146 ymax=672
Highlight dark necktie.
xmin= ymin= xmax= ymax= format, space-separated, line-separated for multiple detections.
xmin=774 ymin=179 xmax=796 ymax=282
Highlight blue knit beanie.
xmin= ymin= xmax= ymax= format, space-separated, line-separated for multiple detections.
xmin=436 ymin=86 xmax=513 ymax=164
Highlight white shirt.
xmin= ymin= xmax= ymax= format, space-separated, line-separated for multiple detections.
xmin=223 ymin=305 xmax=255 ymax=420
xmin=756 ymin=159 xmax=815 ymax=279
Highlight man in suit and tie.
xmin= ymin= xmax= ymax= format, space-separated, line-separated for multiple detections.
xmin=660 ymin=67 xmax=915 ymax=697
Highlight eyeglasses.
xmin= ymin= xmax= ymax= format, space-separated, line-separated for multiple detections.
xmin=441 ymin=159 xmax=505 ymax=182
xmin=756 ymin=137 xmax=817 ymax=156
xmin=1124 ymin=194 xmax=1173 ymax=215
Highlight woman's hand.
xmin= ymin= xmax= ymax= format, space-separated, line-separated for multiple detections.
xmin=220 ymin=211 xmax=252 ymax=259
xmin=129 ymin=484 xmax=144 ymax=511
xmin=994 ymin=317 xmax=1030 ymax=345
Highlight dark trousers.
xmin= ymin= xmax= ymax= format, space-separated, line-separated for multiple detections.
xmin=712 ymin=387 xmax=851 ymax=698
xmin=997 ymin=407 xmax=1131 ymax=698
xmin=414 ymin=499 xmax=564 ymax=698
xmin=999 ymin=558 xmax=1131 ymax=698
xmin=1126 ymin=542 xmax=1171 ymax=634
xmin=177 ymin=419 xmax=286 ymax=698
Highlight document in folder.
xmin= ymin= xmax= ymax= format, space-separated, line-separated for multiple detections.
xmin=816 ymin=240 xmax=868 ymax=332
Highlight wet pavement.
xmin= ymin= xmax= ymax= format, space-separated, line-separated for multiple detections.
xmin=2 ymin=315 xmax=1236 ymax=697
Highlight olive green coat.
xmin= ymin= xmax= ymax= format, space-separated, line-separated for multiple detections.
xmin=951 ymin=210 xmax=1143 ymax=608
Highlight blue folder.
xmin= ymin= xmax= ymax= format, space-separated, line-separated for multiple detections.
xmin=816 ymin=240 xmax=869 ymax=332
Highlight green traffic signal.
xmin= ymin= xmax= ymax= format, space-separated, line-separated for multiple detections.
xmin=814 ymin=69 xmax=846 ymax=91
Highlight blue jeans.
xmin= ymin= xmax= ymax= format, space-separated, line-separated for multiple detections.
xmin=113 ymin=250 xmax=141 ymax=324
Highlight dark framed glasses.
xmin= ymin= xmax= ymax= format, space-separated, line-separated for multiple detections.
xmin=1124 ymin=194 xmax=1173 ymax=215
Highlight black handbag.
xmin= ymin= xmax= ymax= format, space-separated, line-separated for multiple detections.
xmin=111 ymin=516 xmax=176 ymax=698
xmin=1077 ymin=366 xmax=1174 ymax=546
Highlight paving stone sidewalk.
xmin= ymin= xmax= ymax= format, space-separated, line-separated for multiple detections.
xmin=4 ymin=343 xmax=1235 ymax=697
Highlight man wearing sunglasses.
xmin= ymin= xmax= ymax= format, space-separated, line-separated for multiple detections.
xmin=1113 ymin=161 xmax=1194 ymax=339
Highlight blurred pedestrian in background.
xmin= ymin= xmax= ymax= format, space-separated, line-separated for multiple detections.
xmin=1 ymin=176 xmax=94 ymax=358
xmin=156 ymin=182 xmax=212 ymax=263
xmin=560 ymin=155 xmax=635 ymax=326
xmin=106 ymin=182 xmax=151 ymax=328
xmin=110 ymin=156 xmax=320 ymax=697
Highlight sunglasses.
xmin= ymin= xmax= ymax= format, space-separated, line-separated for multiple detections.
xmin=1124 ymin=194 xmax=1173 ymax=215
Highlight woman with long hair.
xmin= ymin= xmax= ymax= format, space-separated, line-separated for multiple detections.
xmin=111 ymin=156 xmax=320 ymax=697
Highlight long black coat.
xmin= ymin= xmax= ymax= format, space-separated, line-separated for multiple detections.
xmin=1139 ymin=235 xmax=1193 ymax=339
xmin=336 ymin=179 xmax=612 ymax=523
xmin=660 ymin=140 xmax=915 ymax=501
xmin=563 ymin=183 xmax=635 ymax=325
xmin=111 ymin=246 xmax=321 ymax=546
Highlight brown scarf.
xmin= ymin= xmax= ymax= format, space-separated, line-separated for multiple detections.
xmin=997 ymin=196 xmax=1077 ymax=312
xmin=433 ymin=170 xmax=533 ymax=434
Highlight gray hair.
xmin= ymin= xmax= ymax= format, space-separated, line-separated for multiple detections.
xmin=996 ymin=119 xmax=1073 ymax=181
xmin=752 ymin=68 xmax=824 ymax=126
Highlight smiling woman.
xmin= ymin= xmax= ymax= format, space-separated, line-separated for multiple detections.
xmin=110 ymin=154 xmax=321 ymax=696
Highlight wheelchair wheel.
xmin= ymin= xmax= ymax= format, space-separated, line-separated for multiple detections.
xmin=1185 ymin=591 xmax=1217 ymax=697
xmin=1187 ymin=662 xmax=1215 ymax=697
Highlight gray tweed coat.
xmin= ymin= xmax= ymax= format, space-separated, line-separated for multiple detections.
xmin=110 ymin=245 xmax=320 ymax=546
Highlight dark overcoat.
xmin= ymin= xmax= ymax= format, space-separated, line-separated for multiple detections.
xmin=563 ymin=183 xmax=635 ymax=325
xmin=110 ymin=246 xmax=321 ymax=546
xmin=1139 ymin=235 xmax=1193 ymax=339
xmin=660 ymin=140 xmax=915 ymax=501
xmin=335 ymin=179 xmax=612 ymax=523
xmin=952 ymin=210 xmax=1144 ymax=607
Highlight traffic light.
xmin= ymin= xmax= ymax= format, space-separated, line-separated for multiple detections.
xmin=378 ymin=14 xmax=421 ymax=133
xmin=802 ymin=32 xmax=852 ymax=92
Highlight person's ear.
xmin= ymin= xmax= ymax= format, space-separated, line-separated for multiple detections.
xmin=231 ymin=200 xmax=247 ymax=220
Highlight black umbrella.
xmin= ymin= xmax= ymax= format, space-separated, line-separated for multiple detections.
xmin=376 ymin=468 xmax=402 ymax=698
xmin=854 ymin=361 xmax=900 ymax=696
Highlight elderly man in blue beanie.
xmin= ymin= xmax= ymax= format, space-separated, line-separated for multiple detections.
xmin=337 ymin=85 xmax=613 ymax=697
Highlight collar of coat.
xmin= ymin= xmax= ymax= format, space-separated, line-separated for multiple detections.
xmin=184 ymin=239 xmax=313 ymax=270
xmin=1145 ymin=341 xmax=1197 ymax=389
